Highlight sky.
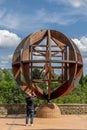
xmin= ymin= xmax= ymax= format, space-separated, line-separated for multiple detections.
xmin=0 ymin=0 xmax=87 ymax=75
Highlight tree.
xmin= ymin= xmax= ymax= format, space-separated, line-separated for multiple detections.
xmin=0 ymin=68 xmax=87 ymax=104
xmin=0 ymin=69 xmax=26 ymax=104
xmin=32 ymin=68 xmax=40 ymax=79
xmin=0 ymin=68 xmax=4 ymax=82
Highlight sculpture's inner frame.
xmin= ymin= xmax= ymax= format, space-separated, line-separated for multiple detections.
xmin=12 ymin=30 xmax=83 ymax=100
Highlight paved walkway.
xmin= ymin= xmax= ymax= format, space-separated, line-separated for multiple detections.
xmin=0 ymin=114 xmax=87 ymax=130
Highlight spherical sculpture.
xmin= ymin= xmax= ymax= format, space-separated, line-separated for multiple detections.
xmin=12 ymin=30 xmax=83 ymax=101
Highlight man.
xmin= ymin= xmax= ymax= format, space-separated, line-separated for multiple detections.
xmin=25 ymin=93 xmax=36 ymax=126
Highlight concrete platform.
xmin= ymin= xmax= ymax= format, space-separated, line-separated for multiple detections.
xmin=0 ymin=114 xmax=87 ymax=130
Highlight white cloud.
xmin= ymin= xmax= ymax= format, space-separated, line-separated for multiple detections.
xmin=15 ymin=5 xmax=87 ymax=31
xmin=0 ymin=7 xmax=20 ymax=30
xmin=0 ymin=13 xmax=20 ymax=29
xmin=49 ymin=0 xmax=87 ymax=8
xmin=0 ymin=54 xmax=13 ymax=69
xmin=36 ymin=9 xmax=75 ymax=25
xmin=47 ymin=0 xmax=87 ymax=25
xmin=72 ymin=36 xmax=87 ymax=75
xmin=0 ymin=30 xmax=21 ymax=68
xmin=0 ymin=1 xmax=87 ymax=32
xmin=8 ymin=54 xmax=13 ymax=60
xmin=0 ymin=6 xmax=78 ymax=32
xmin=64 ymin=0 xmax=87 ymax=8
xmin=1 ymin=60 xmax=9 ymax=64
xmin=16 ymin=8 xmax=78 ymax=31
xmin=72 ymin=36 xmax=87 ymax=52
xmin=0 ymin=30 xmax=21 ymax=48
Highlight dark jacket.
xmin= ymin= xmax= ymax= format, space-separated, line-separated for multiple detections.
xmin=26 ymin=97 xmax=36 ymax=112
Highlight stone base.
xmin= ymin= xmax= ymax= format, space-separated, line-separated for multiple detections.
xmin=36 ymin=102 xmax=61 ymax=118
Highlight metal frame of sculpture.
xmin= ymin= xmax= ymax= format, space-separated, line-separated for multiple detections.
xmin=12 ymin=30 xmax=83 ymax=101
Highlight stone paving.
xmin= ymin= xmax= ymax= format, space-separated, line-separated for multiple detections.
xmin=0 ymin=114 xmax=87 ymax=130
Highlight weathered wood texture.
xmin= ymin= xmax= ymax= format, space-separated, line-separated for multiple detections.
xmin=12 ymin=30 xmax=83 ymax=100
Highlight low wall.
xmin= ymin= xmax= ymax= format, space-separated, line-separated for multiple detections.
xmin=0 ymin=104 xmax=87 ymax=115
xmin=58 ymin=104 xmax=87 ymax=114
xmin=0 ymin=104 xmax=26 ymax=115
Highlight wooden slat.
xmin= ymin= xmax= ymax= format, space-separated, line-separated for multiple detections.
xmin=33 ymin=79 xmax=64 ymax=83
xmin=30 ymin=30 xmax=47 ymax=45
xmin=52 ymin=37 xmax=66 ymax=50
xmin=22 ymin=59 xmax=82 ymax=64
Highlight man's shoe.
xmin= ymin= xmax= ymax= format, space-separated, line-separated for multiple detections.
xmin=26 ymin=124 xmax=28 ymax=126
xmin=30 ymin=124 xmax=33 ymax=126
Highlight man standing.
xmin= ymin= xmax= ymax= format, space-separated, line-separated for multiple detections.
xmin=25 ymin=94 xmax=36 ymax=126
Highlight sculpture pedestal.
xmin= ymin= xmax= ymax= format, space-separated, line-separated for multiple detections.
xmin=36 ymin=102 xmax=61 ymax=118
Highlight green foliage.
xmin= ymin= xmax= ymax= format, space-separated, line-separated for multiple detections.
xmin=52 ymin=75 xmax=87 ymax=104
xmin=0 ymin=68 xmax=87 ymax=104
xmin=0 ymin=68 xmax=4 ymax=82
xmin=0 ymin=69 xmax=26 ymax=104
xmin=32 ymin=68 xmax=40 ymax=79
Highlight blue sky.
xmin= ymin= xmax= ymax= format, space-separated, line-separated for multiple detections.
xmin=0 ymin=0 xmax=87 ymax=75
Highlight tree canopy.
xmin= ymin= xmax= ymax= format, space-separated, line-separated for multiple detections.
xmin=0 ymin=68 xmax=87 ymax=104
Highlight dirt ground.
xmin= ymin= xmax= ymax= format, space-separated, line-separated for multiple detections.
xmin=0 ymin=114 xmax=87 ymax=130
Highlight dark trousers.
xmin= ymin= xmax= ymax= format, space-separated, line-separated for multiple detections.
xmin=26 ymin=110 xmax=34 ymax=124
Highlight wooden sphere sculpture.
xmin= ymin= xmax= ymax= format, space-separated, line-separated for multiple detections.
xmin=12 ymin=30 xmax=83 ymax=101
